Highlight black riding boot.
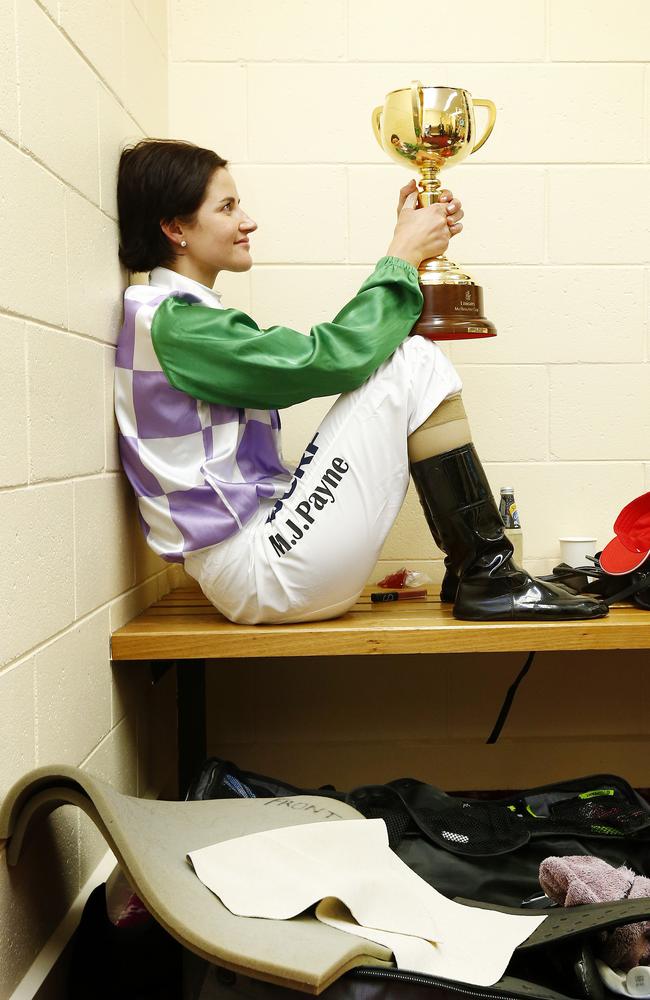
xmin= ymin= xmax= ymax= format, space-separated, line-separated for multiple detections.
xmin=415 ymin=493 xmax=459 ymax=602
xmin=410 ymin=444 xmax=608 ymax=621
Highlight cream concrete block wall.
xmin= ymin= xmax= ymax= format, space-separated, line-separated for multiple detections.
xmin=0 ymin=1 xmax=170 ymax=995
xmin=170 ymin=0 xmax=649 ymax=582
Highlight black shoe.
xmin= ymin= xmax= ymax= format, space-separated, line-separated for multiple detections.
xmin=410 ymin=444 xmax=609 ymax=621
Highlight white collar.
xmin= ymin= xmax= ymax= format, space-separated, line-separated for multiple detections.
xmin=149 ymin=266 xmax=223 ymax=307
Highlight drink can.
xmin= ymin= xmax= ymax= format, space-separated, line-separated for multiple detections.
xmin=499 ymin=487 xmax=521 ymax=529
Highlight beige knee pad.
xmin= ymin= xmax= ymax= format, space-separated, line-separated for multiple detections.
xmin=407 ymin=394 xmax=472 ymax=463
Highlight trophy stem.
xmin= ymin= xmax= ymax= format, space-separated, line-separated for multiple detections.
xmin=418 ymin=163 xmax=442 ymax=207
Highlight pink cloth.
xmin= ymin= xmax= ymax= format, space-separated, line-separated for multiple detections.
xmin=539 ymin=856 xmax=650 ymax=970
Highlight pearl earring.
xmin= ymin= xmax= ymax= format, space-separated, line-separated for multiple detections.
xmin=180 ymin=240 xmax=187 ymax=247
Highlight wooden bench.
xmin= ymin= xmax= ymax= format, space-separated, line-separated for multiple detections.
xmin=111 ymin=584 xmax=650 ymax=793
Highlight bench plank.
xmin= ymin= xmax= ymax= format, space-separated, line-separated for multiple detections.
xmin=111 ymin=585 xmax=650 ymax=660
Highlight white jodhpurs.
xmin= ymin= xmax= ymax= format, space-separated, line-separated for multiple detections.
xmin=185 ymin=336 xmax=462 ymax=624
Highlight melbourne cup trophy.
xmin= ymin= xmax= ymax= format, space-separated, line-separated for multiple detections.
xmin=372 ymin=82 xmax=497 ymax=341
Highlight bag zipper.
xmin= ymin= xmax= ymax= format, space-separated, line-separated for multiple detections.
xmin=353 ymin=967 xmax=562 ymax=1000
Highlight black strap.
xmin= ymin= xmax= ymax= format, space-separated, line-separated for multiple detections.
xmin=456 ymin=895 xmax=650 ymax=950
xmin=542 ymin=563 xmax=650 ymax=607
xmin=486 ymin=651 xmax=536 ymax=744
xmin=603 ymin=575 xmax=650 ymax=606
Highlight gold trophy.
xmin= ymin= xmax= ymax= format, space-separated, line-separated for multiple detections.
xmin=372 ymin=82 xmax=497 ymax=340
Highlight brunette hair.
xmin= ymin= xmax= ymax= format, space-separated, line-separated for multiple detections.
xmin=117 ymin=139 xmax=228 ymax=272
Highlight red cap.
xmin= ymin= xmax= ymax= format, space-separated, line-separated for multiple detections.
xmin=599 ymin=492 xmax=650 ymax=575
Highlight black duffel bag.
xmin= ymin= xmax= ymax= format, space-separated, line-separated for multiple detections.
xmin=185 ymin=758 xmax=650 ymax=1000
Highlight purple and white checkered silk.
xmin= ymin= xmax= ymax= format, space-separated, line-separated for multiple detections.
xmin=114 ymin=269 xmax=292 ymax=563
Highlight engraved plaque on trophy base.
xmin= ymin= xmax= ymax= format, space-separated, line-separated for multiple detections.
xmin=411 ymin=284 xmax=496 ymax=341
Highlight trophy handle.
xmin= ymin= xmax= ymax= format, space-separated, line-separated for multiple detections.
xmin=410 ymin=80 xmax=423 ymax=137
xmin=371 ymin=106 xmax=383 ymax=149
xmin=471 ymin=99 xmax=496 ymax=154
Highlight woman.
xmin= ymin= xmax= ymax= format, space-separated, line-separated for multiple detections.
xmin=115 ymin=139 xmax=605 ymax=624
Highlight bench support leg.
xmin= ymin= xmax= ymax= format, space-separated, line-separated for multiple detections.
xmin=176 ymin=659 xmax=207 ymax=798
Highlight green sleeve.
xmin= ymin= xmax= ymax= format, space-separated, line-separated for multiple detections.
xmin=150 ymin=256 xmax=423 ymax=410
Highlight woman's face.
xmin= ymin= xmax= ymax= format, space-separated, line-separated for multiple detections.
xmin=180 ymin=167 xmax=257 ymax=276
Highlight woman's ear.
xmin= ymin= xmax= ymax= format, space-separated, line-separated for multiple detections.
xmin=160 ymin=218 xmax=185 ymax=246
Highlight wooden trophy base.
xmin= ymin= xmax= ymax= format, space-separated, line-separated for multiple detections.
xmin=411 ymin=282 xmax=496 ymax=341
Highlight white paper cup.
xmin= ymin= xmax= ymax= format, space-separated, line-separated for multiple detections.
xmin=559 ymin=536 xmax=597 ymax=568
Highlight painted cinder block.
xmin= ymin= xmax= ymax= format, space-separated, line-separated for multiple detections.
xmin=0 ymin=660 xmax=36 ymax=802
xmin=247 ymin=62 xmax=645 ymax=167
xmin=484 ymin=460 xmax=646 ymax=560
xmin=133 ymin=510 xmax=168 ymax=583
xmin=279 ymin=396 xmax=340 ymax=469
xmin=348 ymin=165 xmax=545 ymax=265
xmin=548 ymin=167 xmax=650 ymax=264
xmin=98 ymin=83 xmax=143 ymax=221
xmin=646 ymin=74 xmax=650 ymax=173
xmin=208 ymin=653 xmax=446 ymax=746
xmin=34 ymin=610 xmax=112 ymax=767
xmin=379 ymin=483 xmax=440 ymax=561
xmin=0 ymin=315 xmax=28 ymax=488
xmin=77 ymin=810 xmax=112 ymax=899
xmin=0 ymin=802 xmax=79 ymax=998
xmin=74 ymin=475 xmax=136 ymax=617
xmin=0 ymin=484 xmax=75 ymax=668
xmin=349 ymin=0 xmax=546 ymax=61
xmin=104 ymin=345 xmax=121 ymax=472
xmin=38 ymin=0 xmax=58 ymax=17
xmin=446 ymin=266 xmax=646 ymax=366
xmin=0 ymin=142 xmax=67 ymax=329
xmin=139 ymin=0 xmax=169 ymax=56
xmin=28 ymin=324 xmax=105 ymax=481
xmin=440 ymin=166 xmax=546 ymax=266
xmin=454 ymin=364 xmax=549 ymax=462
xmin=247 ymin=62 xmax=506 ymax=167
xmin=348 ymin=163 xmax=417 ymax=265
xmin=77 ymin=720 xmax=139 ymax=886
xmin=447 ymin=648 xmax=648 ymax=740
xmin=110 ymin=574 xmax=163 ymax=633
xmin=549 ymin=0 xmax=650 ymax=60
xmin=550 ymin=364 xmax=650 ymax=460
xmin=82 ymin=716 xmax=138 ymax=796
xmin=124 ymin=0 xmax=168 ymax=138
xmin=59 ymin=0 xmax=125 ymax=102
xmin=17 ymin=0 xmax=100 ymax=204
xmin=247 ymin=64 xmax=362 ymax=165
xmin=646 ymin=269 xmax=650 ymax=359
xmin=169 ymin=63 xmax=248 ymax=162
xmin=66 ymin=190 xmax=125 ymax=343
xmin=445 ymin=63 xmax=645 ymax=166
xmin=213 ymin=269 xmax=251 ymax=314
xmin=0 ymin=1 xmax=18 ymax=143
xmin=250 ymin=265 xmax=371 ymax=331
xmin=169 ymin=0 xmax=347 ymax=62
xmin=233 ymin=165 xmax=347 ymax=263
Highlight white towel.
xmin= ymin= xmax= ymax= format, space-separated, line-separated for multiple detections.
xmin=188 ymin=817 xmax=545 ymax=986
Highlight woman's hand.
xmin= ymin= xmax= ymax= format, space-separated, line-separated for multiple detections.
xmin=440 ymin=187 xmax=464 ymax=237
xmin=388 ymin=179 xmax=465 ymax=268
xmin=395 ymin=179 xmax=464 ymax=236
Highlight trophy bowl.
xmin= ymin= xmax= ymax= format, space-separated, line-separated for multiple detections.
xmin=372 ymin=82 xmax=497 ymax=341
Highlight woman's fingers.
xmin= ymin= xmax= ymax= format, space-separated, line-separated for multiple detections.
xmin=445 ymin=201 xmax=464 ymax=226
xmin=397 ymin=179 xmax=418 ymax=215
xmin=397 ymin=184 xmax=464 ymax=232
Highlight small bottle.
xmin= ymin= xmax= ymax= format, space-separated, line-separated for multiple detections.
xmin=499 ymin=487 xmax=524 ymax=564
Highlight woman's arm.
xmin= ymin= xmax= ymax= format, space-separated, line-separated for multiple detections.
xmin=151 ymin=256 xmax=423 ymax=410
